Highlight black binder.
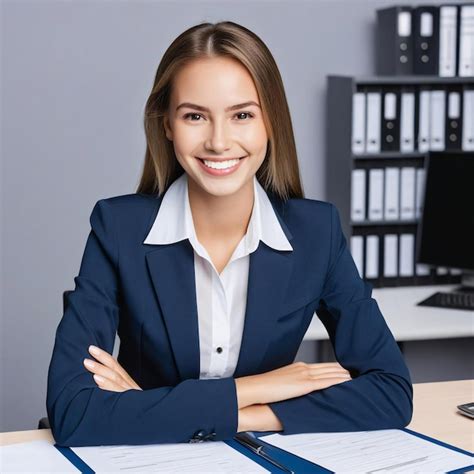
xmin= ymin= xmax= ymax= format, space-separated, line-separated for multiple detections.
xmin=412 ymin=6 xmax=440 ymax=75
xmin=445 ymin=86 xmax=463 ymax=150
xmin=376 ymin=6 xmax=414 ymax=75
xmin=381 ymin=89 xmax=400 ymax=152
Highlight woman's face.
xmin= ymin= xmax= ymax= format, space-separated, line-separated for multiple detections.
xmin=164 ymin=56 xmax=268 ymax=199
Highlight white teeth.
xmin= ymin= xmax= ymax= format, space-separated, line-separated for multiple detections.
xmin=202 ymin=158 xmax=240 ymax=170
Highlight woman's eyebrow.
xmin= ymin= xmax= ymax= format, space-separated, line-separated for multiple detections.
xmin=176 ymin=101 xmax=261 ymax=112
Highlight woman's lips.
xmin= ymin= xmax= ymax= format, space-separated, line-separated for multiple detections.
xmin=196 ymin=156 xmax=247 ymax=176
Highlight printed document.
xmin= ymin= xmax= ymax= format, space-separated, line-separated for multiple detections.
xmin=72 ymin=440 xmax=269 ymax=473
xmin=260 ymin=429 xmax=473 ymax=473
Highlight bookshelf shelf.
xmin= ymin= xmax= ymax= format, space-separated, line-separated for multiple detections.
xmin=351 ymin=220 xmax=418 ymax=227
xmin=329 ymin=74 xmax=474 ymax=85
xmin=352 ymin=152 xmax=425 ymax=159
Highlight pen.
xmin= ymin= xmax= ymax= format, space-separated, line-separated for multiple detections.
xmin=234 ymin=432 xmax=295 ymax=474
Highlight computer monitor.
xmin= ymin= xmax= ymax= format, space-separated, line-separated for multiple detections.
xmin=416 ymin=151 xmax=474 ymax=289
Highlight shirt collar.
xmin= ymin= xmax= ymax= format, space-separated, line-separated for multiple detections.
xmin=143 ymin=172 xmax=293 ymax=252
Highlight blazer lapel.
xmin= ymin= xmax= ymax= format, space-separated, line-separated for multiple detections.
xmin=233 ymin=242 xmax=294 ymax=377
xmin=145 ymin=239 xmax=201 ymax=381
xmin=144 ymin=192 xmax=295 ymax=381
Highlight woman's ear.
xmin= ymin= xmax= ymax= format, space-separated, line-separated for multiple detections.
xmin=163 ymin=116 xmax=173 ymax=141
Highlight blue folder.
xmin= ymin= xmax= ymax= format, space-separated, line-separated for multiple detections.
xmin=54 ymin=428 xmax=474 ymax=473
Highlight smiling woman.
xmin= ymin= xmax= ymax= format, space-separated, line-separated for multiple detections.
xmin=46 ymin=20 xmax=413 ymax=448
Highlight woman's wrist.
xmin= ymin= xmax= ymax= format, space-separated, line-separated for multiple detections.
xmin=237 ymin=404 xmax=283 ymax=433
xmin=235 ymin=375 xmax=263 ymax=409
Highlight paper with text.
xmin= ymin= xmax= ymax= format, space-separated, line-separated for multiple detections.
xmin=72 ymin=441 xmax=269 ymax=473
xmin=260 ymin=429 xmax=473 ymax=473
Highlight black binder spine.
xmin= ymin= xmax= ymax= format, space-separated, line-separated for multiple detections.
xmin=413 ymin=6 xmax=440 ymax=75
xmin=381 ymin=89 xmax=401 ymax=152
xmin=445 ymin=86 xmax=463 ymax=150
xmin=376 ymin=6 xmax=414 ymax=75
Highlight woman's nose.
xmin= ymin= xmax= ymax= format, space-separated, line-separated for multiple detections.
xmin=205 ymin=121 xmax=232 ymax=152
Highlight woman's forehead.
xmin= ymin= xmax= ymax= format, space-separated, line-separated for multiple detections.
xmin=171 ymin=58 xmax=259 ymax=104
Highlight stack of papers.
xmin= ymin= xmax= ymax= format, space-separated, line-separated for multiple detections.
xmin=1 ymin=428 xmax=472 ymax=473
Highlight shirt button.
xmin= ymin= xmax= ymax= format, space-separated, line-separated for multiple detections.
xmin=216 ymin=346 xmax=223 ymax=354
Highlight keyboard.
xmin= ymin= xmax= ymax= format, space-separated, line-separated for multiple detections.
xmin=417 ymin=291 xmax=474 ymax=311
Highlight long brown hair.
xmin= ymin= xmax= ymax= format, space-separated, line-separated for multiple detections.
xmin=136 ymin=21 xmax=304 ymax=202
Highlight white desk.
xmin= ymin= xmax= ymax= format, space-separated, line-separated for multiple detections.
xmin=304 ymin=285 xmax=474 ymax=342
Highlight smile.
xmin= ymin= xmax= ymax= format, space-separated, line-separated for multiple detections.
xmin=196 ymin=156 xmax=247 ymax=176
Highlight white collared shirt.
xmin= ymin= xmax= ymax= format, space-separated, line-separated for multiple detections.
xmin=143 ymin=172 xmax=293 ymax=379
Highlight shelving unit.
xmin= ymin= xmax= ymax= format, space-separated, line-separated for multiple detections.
xmin=325 ymin=75 xmax=473 ymax=288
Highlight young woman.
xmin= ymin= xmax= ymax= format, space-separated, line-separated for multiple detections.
xmin=46 ymin=21 xmax=413 ymax=447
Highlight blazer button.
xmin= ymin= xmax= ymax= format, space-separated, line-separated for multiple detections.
xmin=189 ymin=429 xmax=206 ymax=443
xmin=201 ymin=431 xmax=216 ymax=441
xmin=216 ymin=347 xmax=223 ymax=353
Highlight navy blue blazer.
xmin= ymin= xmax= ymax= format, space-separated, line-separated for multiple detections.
xmin=46 ymin=189 xmax=413 ymax=447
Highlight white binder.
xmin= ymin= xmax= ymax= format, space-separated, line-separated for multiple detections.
xmin=365 ymin=235 xmax=379 ymax=279
xmin=351 ymin=169 xmax=366 ymax=221
xmin=462 ymin=90 xmax=474 ymax=151
xmin=437 ymin=267 xmax=449 ymax=275
xmin=400 ymin=92 xmax=415 ymax=152
xmin=415 ymin=168 xmax=426 ymax=219
xmin=384 ymin=167 xmax=400 ymax=220
xmin=429 ymin=90 xmax=446 ymax=150
xmin=368 ymin=169 xmax=384 ymax=221
xmin=450 ymin=268 xmax=463 ymax=275
xmin=458 ymin=5 xmax=474 ymax=77
xmin=383 ymin=234 xmax=398 ymax=277
xmin=399 ymin=233 xmax=414 ymax=277
xmin=418 ymin=90 xmax=431 ymax=152
xmin=400 ymin=167 xmax=416 ymax=220
xmin=352 ymin=92 xmax=366 ymax=154
xmin=439 ymin=6 xmax=458 ymax=77
xmin=366 ymin=92 xmax=381 ymax=153
xmin=350 ymin=235 xmax=364 ymax=278
xmin=416 ymin=263 xmax=431 ymax=276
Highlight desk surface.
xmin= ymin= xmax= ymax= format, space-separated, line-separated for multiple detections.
xmin=304 ymin=285 xmax=474 ymax=341
xmin=1 ymin=380 xmax=472 ymax=453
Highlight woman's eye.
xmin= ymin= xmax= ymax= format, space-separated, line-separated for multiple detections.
xmin=183 ymin=112 xmax=254 ymax=121
xmin=183 ymin=113 xmax=203 ymax=121
xmin=235 ymin=112 xmax=254 ymax=120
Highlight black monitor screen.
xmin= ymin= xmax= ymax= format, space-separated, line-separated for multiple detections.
xmin=417 ymin=152 xmax=474 ymax=271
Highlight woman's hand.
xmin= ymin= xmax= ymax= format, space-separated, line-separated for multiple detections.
xmin=83 ymin=345 xmax=143 ymax=392
xmin=235 ymin=361 xmax=352 ymax=409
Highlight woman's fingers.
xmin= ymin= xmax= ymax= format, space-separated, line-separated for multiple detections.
xmin=84 ymin=345 xmax=143 ymax=391
xmin=307 ymin=362 xmax=347 ymax=370
xmin=88 ymin=345 xmax=142 ymax=389
xmin=83 ymin=358 xmax=129 ymax=389
xmin=307 ymin=362 xmax=352 ymax=377
xmin=309 ymin=367 xmax=351 ymax=377
xmin=92 ymin=373 xmax=128 ymax=392
xmin=312 ymin=376 xmax=352 ymax=390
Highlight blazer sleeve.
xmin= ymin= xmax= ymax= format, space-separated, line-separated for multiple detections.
xmin=46 ymin=199 xmax=238 ymax=447
xmin=268 ymin=203 xmax=413 ymax=434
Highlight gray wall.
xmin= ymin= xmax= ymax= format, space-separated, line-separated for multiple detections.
xmin=1 ymin=0 xmax=460 ymax=433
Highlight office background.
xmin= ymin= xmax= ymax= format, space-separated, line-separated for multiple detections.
xmin=1 ymin=0 xmax=469 ymax=434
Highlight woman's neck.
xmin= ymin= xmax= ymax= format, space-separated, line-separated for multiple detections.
xmin=187 ymin=177 xmax=255 ymax=243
